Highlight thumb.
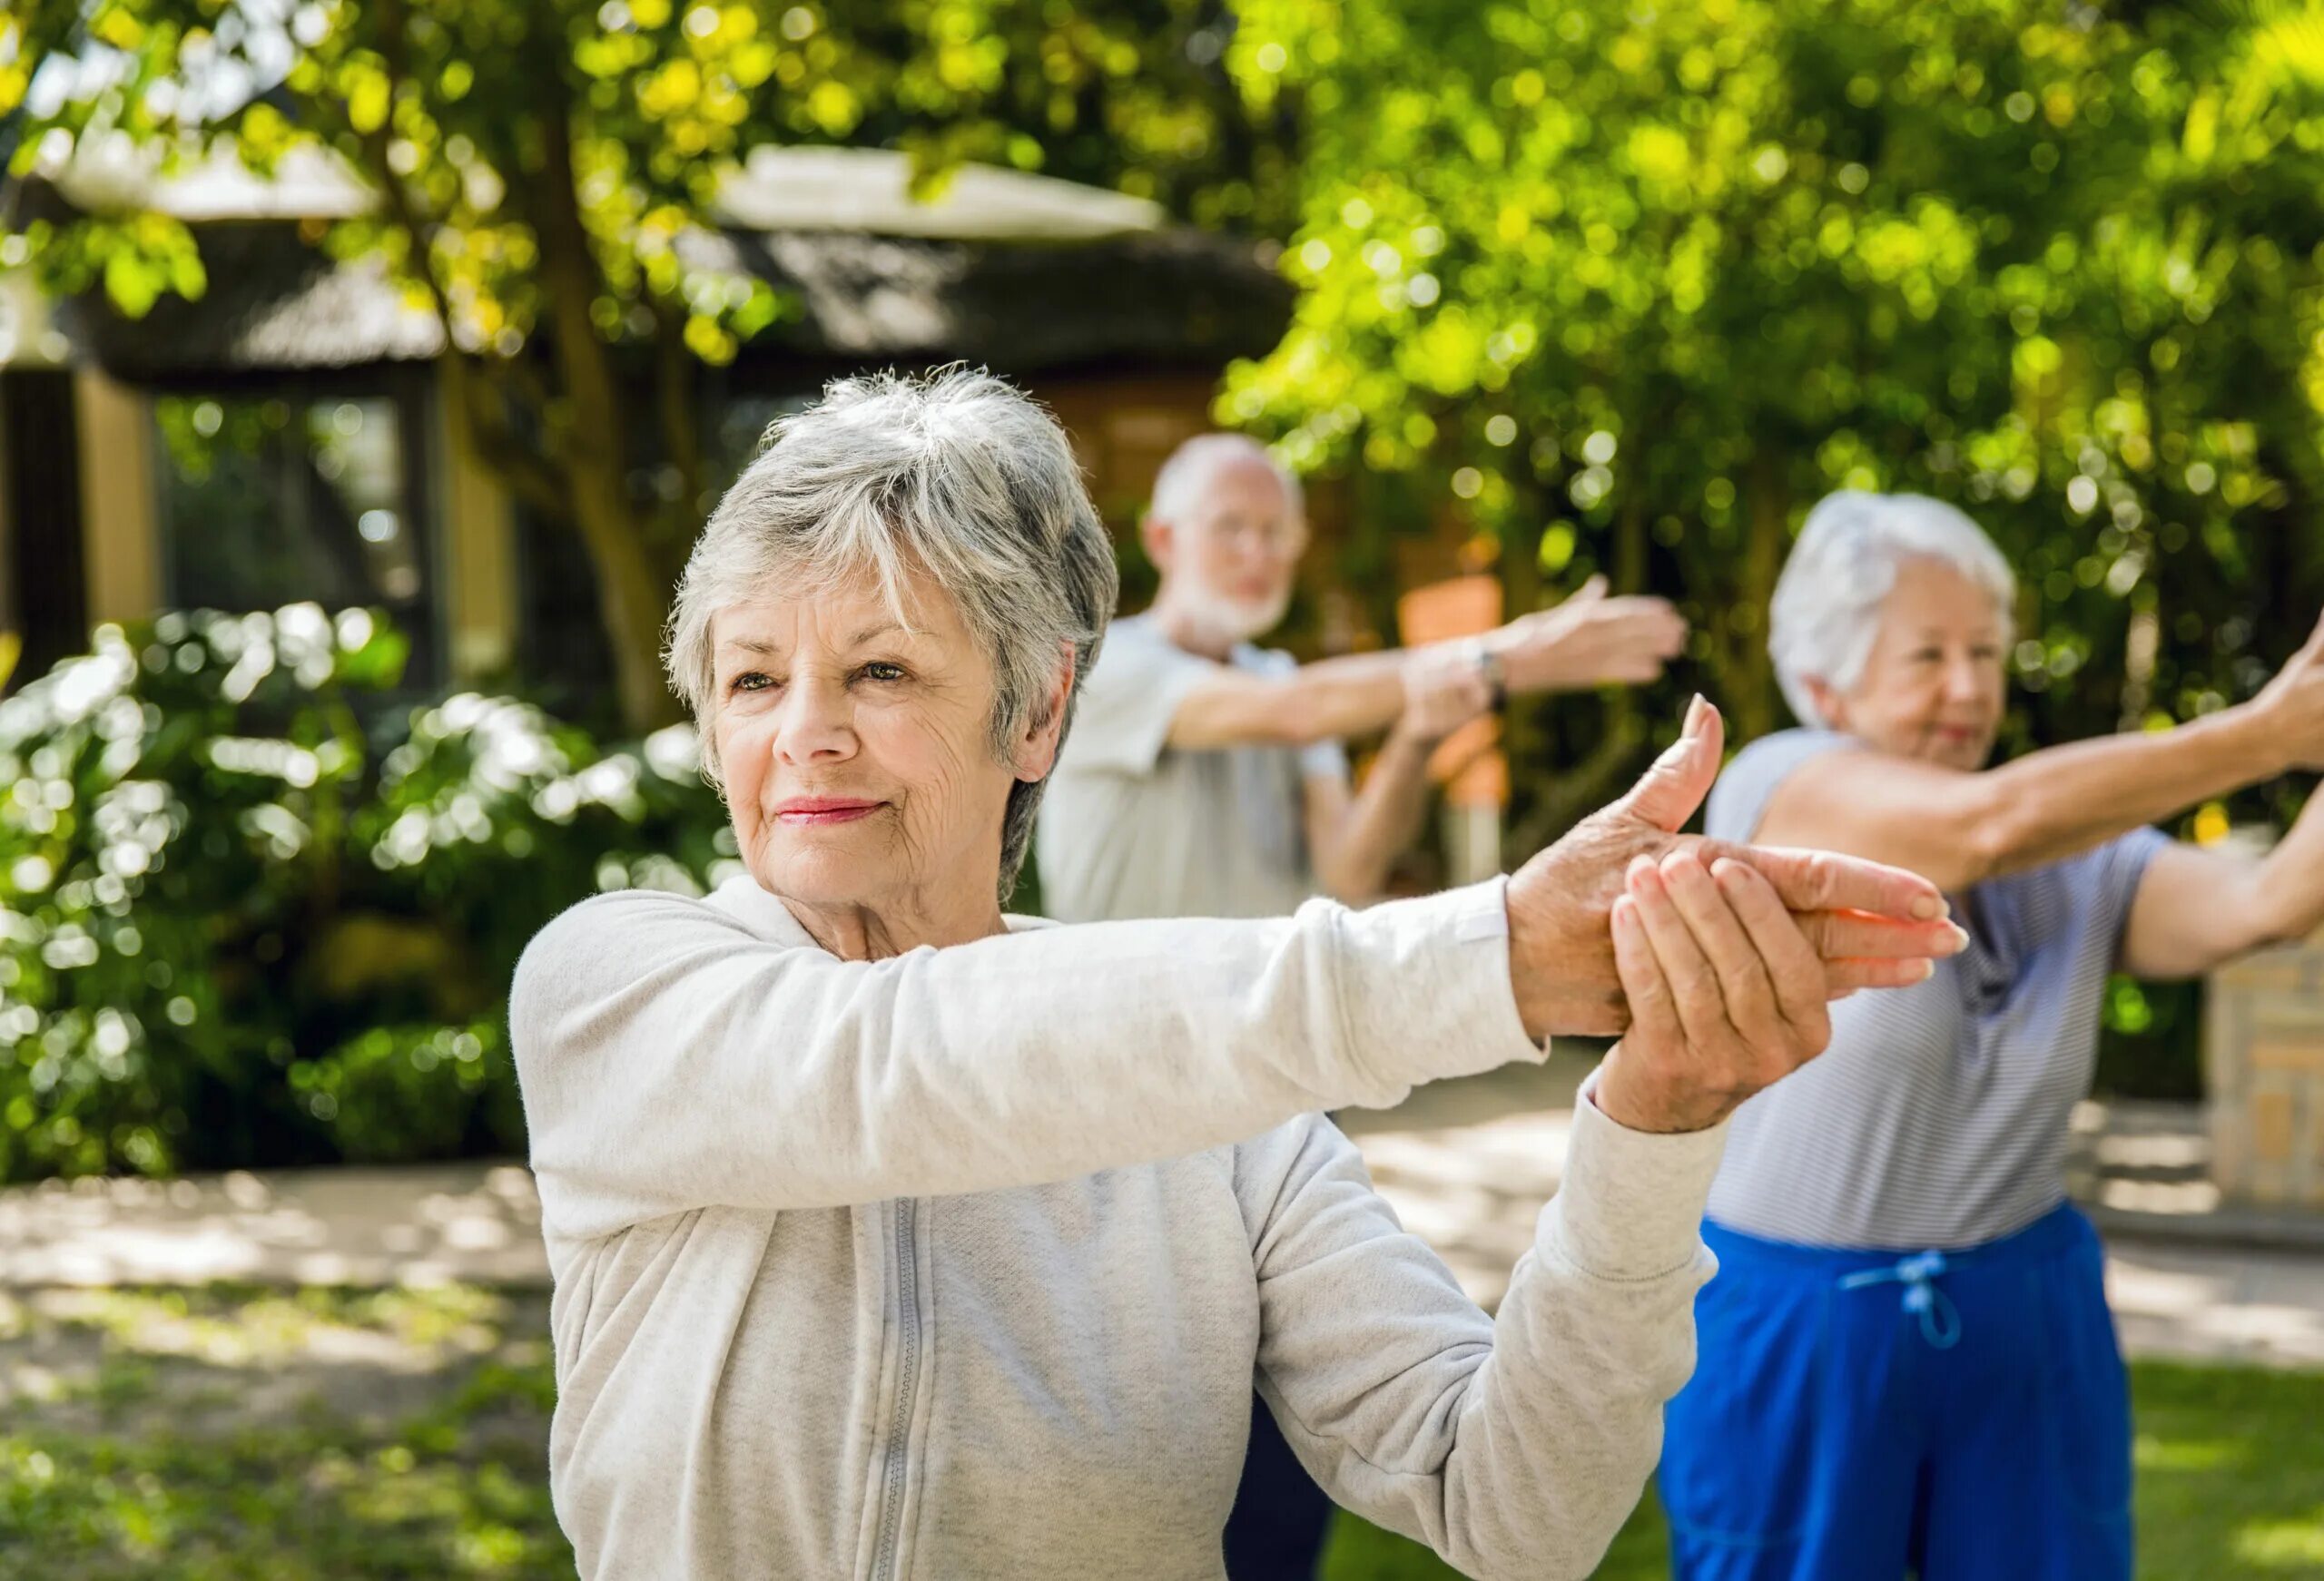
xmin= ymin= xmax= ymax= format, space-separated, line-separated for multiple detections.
xmin=1618 ymin=694 xmax=1724 ymax=833
xmin=1559 ymin=573 xmax=1608 ymax=609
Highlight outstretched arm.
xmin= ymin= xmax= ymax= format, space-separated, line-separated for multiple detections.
xmin=1754 ymin=612 xmax=2324 ymax=894
xmin=1166 ymin=577 xmax=1688 ymax=751
xmin=515 ymin=701 xmax=1958 ymax=1238
xmin=1309 ymin=644 xmax=1494 ymax=903
xmin=2121 ymin=787 xmax=2324 ymax=978
xmin=1251 ymin=744 xmax=1909 ymax=1581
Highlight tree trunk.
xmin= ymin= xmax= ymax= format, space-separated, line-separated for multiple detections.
xmin=529 ymin=86 xmax=685 ymax=731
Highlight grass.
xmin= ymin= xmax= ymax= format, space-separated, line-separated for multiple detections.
xmin=0 ymin=1285 xmax=2316 ymax=1579
xmin=1324 ymin=1361 xmax=2324 ymax=1580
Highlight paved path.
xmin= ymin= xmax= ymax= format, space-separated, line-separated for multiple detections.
xmin=4 ymin=1057 xmax=2319 ymax=1369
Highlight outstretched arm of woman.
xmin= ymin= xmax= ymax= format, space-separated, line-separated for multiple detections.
xmin=1755 ymin=613 xmax=2324 ymax=894
xmin=513 ymin=705 xmax=1955 ymax=1239
xmin=1242 ymin=847 xmax=1861 ymax=1581
xmin=2119 ymin=786 xmax=2324 ymax=978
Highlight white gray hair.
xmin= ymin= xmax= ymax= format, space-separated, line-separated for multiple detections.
xmin=665 ymin=367 xmax=1119 ymax=900
xmin=1769 ymin=490 xmax=2017 ymax=728
xmin=1147 ymin=432 xmax=1304 ymax=525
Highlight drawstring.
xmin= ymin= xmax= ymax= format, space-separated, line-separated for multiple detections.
xmin=1839 ymin=1250 xmax=1964 ymax=1350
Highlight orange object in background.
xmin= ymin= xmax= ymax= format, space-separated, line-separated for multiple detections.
xmin=1396 ymin=575 xmax=1509 ymax=810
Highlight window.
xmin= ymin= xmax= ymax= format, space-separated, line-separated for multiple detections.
xmin=151 ymin=380 xmax=438 ymax=685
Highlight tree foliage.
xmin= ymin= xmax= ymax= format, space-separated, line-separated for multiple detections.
xmin=3 ymin=0 xmax=1284 ymax=727
xmin=1225 ymin=0 xmax=2324 ymax=855
xmin=0 ymin=605 xmax=727 ymax=1180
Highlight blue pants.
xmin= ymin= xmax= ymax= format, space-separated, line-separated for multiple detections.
xmin=1223 ymin=1391 xmax=1335 ymax=1579
xmin=1659 ymin=1203 xmax=2132 ymax=1581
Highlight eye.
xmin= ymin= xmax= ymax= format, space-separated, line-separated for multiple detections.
xmin=859 ymin=661 xmax=908 ymax=683
xmin=1910 ymin=647 xmax=1945 ymax=664
xmin=727 ymin=670 xmax=776 ymax=695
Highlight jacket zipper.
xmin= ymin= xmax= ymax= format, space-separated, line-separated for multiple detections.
xmin=870 ymin=1197 xmax=921 ymax=1581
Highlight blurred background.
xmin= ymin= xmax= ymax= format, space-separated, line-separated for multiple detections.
xmin=2 ymin=2 xmax=2323 ymax=1576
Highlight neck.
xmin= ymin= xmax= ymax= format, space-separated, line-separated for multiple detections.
xmin=782 ymin=887 xmax=1009 ymax=961
xmin=1148 ymin=585 xmax=1241 ymax=662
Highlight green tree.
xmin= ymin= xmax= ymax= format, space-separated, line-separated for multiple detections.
xmin=1225 ymin=0 xmax=2324 ymax=849
xmin=3 ymin=0 xmax=1285 ymax=726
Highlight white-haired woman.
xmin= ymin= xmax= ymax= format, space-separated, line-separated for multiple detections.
xmin=1658 ymin=491 xmax=2324 ymax=1581
xmin=508 ymin=372 xmax=1957 ymax=1581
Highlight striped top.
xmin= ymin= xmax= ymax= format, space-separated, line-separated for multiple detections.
xmin=1702 ymin=728 xmax=2168 ymax=1251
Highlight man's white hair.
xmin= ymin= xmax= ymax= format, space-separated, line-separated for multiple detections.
xmin=665 ymin=366 xmax=1119 ymax=899
xmin=1147 ymin=432 xmax=1304 ymax=525
xmin=1769 ymin=490 xmax=2018 ymax=729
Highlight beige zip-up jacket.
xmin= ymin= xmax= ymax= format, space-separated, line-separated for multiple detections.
xmin=510 ymin=874 xmax=1728 ymax=1581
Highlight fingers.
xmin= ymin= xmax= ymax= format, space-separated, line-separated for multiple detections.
xmin=1610 ymin=893 xmax=1684 ymax=1050
xmin=1825 ymin=956 xmax=1942 ymax=994
xmin=1617 ymin=698 xmax=1726 ymax=833
xmin=1659 ymin=851 xmax=1788 ymax=1056
xmin=1708 ymin=859 xmax=1833 ymax=1045
xmin=1700 ymin=840 xmax=1947 ymax=923
xmin=1795 ymin=909 xmax=1969 ymax=961
xmin=1624 ymin=856 xmax=1738 ymax=1054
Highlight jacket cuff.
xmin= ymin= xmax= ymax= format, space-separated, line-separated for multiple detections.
xmin=1326 ymin=877 xmax=1547 ymax=1093
xmin=1545 ymin=1072 xmax=1728 ymax=1281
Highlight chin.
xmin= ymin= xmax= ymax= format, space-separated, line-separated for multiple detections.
xmin=753 ymin=837 xmax=897 ymax=907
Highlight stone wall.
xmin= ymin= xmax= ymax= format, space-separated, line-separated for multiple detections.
xmin=2207 ymin=936 xmax=2324 ymax=1206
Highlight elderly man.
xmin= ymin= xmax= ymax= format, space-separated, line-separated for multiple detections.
xmin=1036 ymin=433 xmax=1690 ymax=1576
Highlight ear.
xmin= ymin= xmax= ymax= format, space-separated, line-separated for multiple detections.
xmin=1804 ymin=674 xmax=1847 ymax=731
xmin=1140 ymin=514 xmax=1176 ymax=575
xmin=1013 ymin=640 xmax=1079 ymax=783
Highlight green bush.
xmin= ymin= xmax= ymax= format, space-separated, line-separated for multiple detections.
xmin=0 ymin=606 xmax=730 ymax=1182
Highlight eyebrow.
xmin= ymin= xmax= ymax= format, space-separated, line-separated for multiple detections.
xmin=716 ymin=624 xmax=908 ymax=659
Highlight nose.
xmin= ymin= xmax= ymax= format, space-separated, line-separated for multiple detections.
xmin=773 ymin=672 xmax=857 ymax=766
xmin=1943 ymin=653 xmax=1985 ymax=705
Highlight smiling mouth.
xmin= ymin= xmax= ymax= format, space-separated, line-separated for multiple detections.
xmin=774 ymin=800 xmax=884 ymax=826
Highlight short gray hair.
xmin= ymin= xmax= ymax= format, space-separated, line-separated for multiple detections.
xmin=665 ymin=367 xmax=1119 ymax=900
xmin=1147 ymin=432 xmax=1303 ymax=525
xmin=1769 ymin=490 xmax=2017 ymax=729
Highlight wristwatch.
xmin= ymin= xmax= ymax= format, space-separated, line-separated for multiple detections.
xmin=1470 ymin=643 xmax=1509 ymax=708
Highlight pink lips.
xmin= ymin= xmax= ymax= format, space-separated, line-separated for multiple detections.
xmin=774 ymin=798 xmax=883 ymax=827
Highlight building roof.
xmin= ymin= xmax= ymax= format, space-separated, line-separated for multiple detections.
xmin=3 ymin=146 xmax=1287 ymax=378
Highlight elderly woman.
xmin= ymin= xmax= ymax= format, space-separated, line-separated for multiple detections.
xmin=1659 ymin=491 xmax=2324 ymax=1581
xmin=510 ymin=373 xmax=1958 ymax=1581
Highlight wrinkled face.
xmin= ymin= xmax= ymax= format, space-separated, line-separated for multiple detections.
xmin=1820 ymin=557 xmax=2008 ymax=771
xmin=1149 ymin=457 xmax=1307 ymax=644
xmin=710 ymin=566 xmax=1023 ymax=915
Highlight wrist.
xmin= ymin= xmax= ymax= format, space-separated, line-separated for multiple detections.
xmin=2214 ymin=701 xmax=2293 ymax=781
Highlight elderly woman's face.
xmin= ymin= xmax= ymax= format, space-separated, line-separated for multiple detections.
xmin=709 ymin=567 xmax=1020 ymax=918
xmin=1828 ymin=558 xmax=2007 ymax=771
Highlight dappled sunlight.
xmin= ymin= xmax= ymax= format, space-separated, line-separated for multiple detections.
xmin=0 ymin=1165 xmax=547 ymax=1287
xmin=2232 ymin=1513 xmax=2324 ymax=1570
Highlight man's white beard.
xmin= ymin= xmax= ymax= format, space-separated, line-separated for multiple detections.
xmin=1177 ymin=581 xmax=1291 ymax=649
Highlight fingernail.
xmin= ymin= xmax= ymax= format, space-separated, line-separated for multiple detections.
xmin=1910 ymin=895 xmax=1944 ymax=920
xmin=1945 ymin=923 xmax=1970 ymax=953
xmin=1684 ymin=693 xmax=1708 ymax=736
xmin=1917 ymin=959 xmax=1937 ymax=982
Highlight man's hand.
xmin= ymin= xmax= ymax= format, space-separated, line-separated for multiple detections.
xmin=1507 ymin=696 xmax=1965 ymax=1043
xmin=1393 ymin=641 xmax=1496 ymax=745
xmin=1487 ymin=575 xmax=1689 ymax=694
xmin=2250 ymin=607 xmax=2324 ymax=774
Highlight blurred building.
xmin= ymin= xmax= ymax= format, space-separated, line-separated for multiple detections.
xmin=0 ymin=145 xmax=1291 ymax=699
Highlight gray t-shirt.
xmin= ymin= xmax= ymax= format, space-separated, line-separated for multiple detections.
xmin=1038 ymin=614 xmax=1349 ymax=923
xmin=1702 ymin=728 xmax=2168 ymax=1251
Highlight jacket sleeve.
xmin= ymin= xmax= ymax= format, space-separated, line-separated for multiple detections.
xmin=509 ymin=879 xmax=1542 ymax=1241
xmin=1236 ymin=1093 xmax=1726 ymax=1581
